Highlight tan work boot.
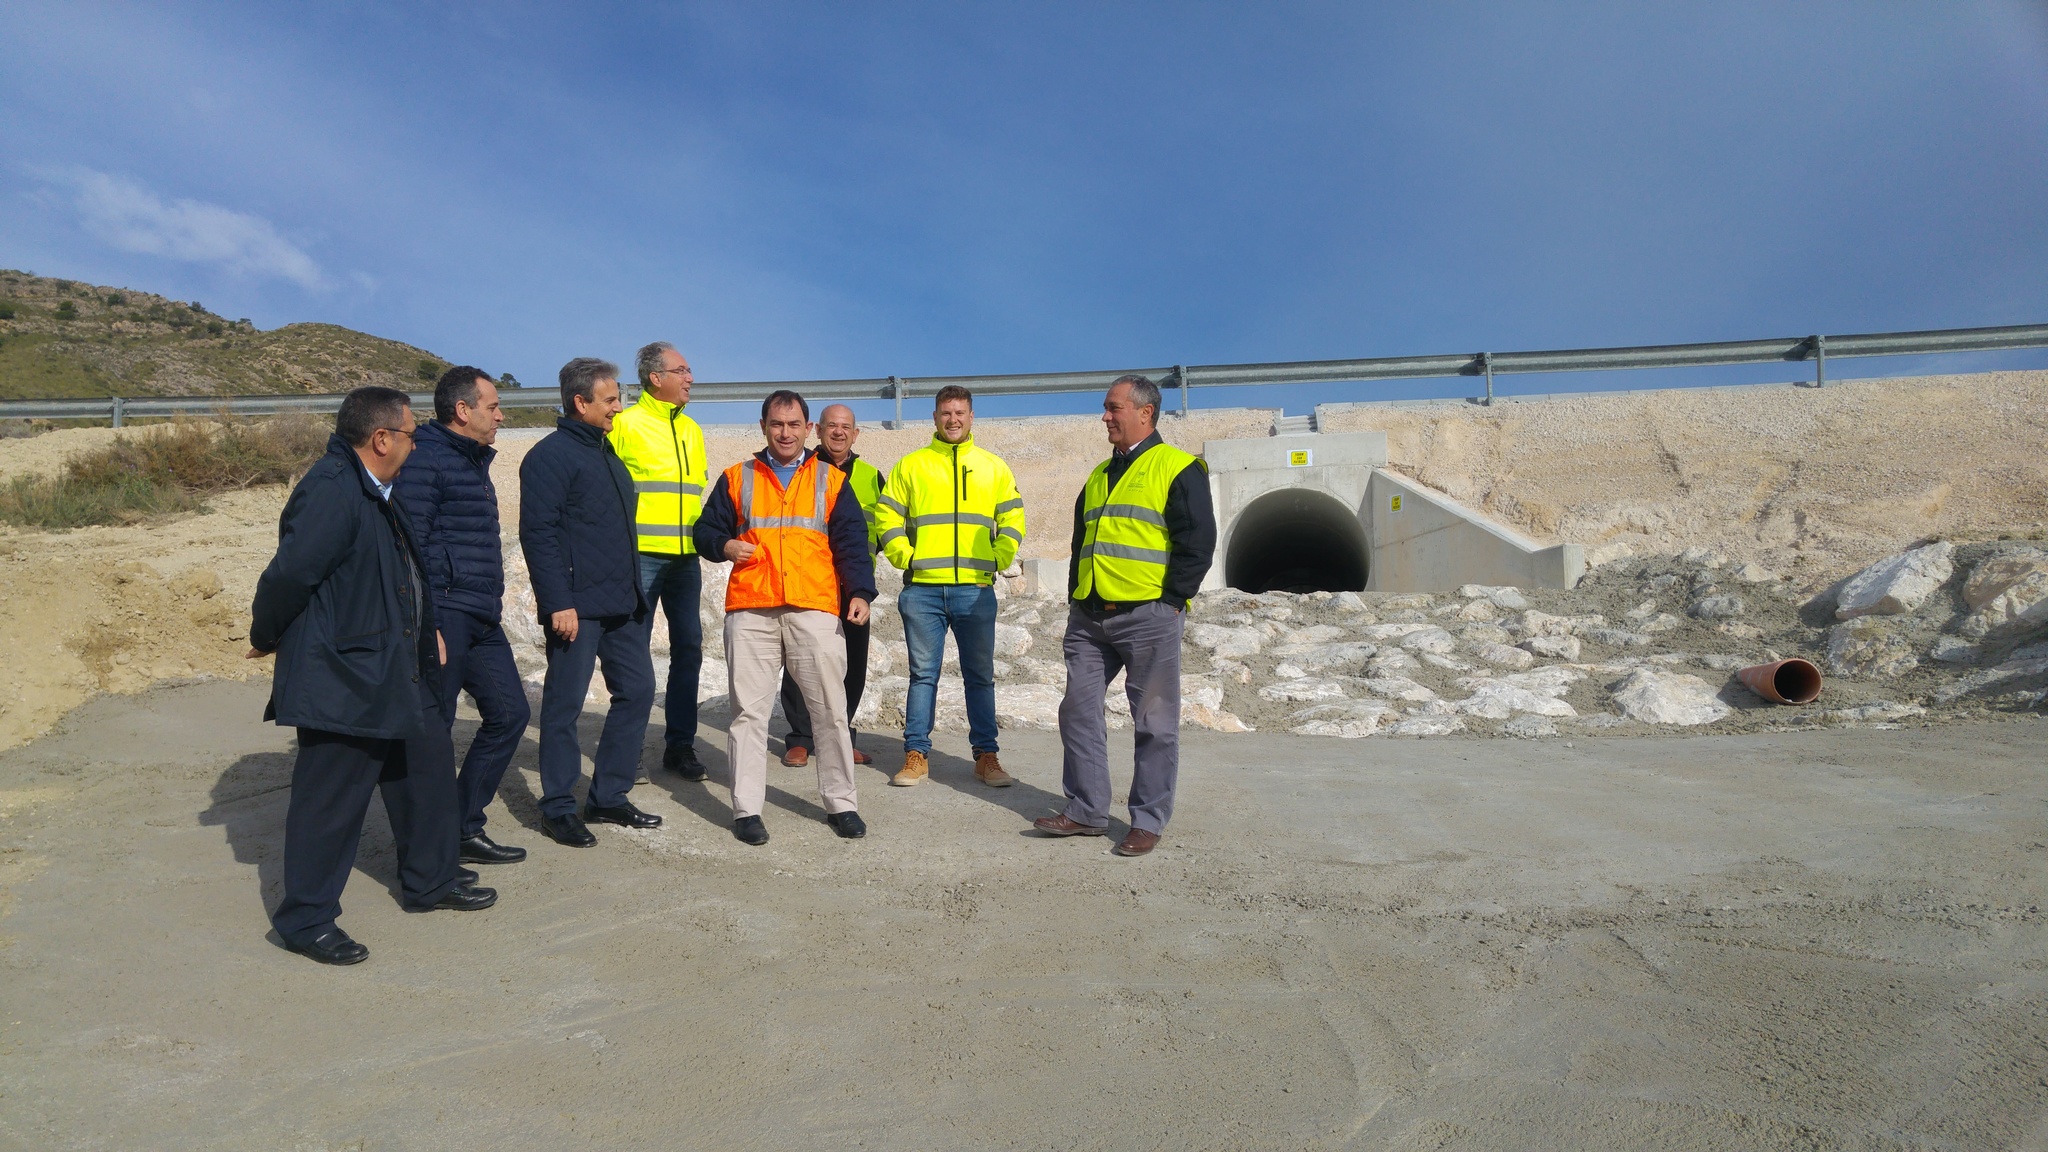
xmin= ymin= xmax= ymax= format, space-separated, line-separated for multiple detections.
xmin=891 ymin=750 xmax=929 ymax=787
xmin=974 ymin=752 xmax=1015 ymax=788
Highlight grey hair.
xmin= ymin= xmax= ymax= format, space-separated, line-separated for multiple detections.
xmin=1111 ymin=373 xmax=1162 ymax=422
xmin=558 ymin=357 xmax=619 ymax=413
xmin=635 ymin=341 xmax=676 ymax=388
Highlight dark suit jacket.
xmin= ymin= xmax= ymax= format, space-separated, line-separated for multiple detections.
xmin=517 ymin=417 xmax=646 ymax=620
xmin=251 ymin=436 xmax=439 ymax=739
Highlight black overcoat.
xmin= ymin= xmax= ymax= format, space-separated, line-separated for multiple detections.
xmin=250 ymin=435 xmax=440 ymax=739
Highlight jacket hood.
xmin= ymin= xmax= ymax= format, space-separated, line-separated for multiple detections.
xmin=420 ymin=419 xmax=496 ymax=464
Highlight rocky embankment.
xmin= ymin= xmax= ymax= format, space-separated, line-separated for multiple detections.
xmin=495 ymin=537 xmax=2048 ymax=741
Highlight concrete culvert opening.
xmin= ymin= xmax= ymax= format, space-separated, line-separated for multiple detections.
xmin=1224 ymin=487 xmax=1369 ymax=594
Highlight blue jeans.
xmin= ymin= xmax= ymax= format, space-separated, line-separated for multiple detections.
xmin=638 ymin=552 xmax=704 ymax=752
xmin=898 ymin=582 xmax=998 ymax=756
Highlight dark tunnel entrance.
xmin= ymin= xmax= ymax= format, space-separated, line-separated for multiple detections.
xmin=1223 ymin=487 xmax=1370 ymax=594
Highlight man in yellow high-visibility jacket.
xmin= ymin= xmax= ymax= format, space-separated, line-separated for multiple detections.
xmin=1032 ymin=374 xmax=1214 ymax=858
xmin=870 ymin=384 xmax=1025 ymax=788
xmin=609 ymin=341 xmax=711 ymax=780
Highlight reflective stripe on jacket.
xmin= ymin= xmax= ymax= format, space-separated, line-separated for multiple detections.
xmin=1073 ymin=443 xmax=1201 ymax=604
xmin=872 ymin=434 xmax=1024 ymax=585
xmin=719 ymin=454 xmax=846 ymax=614
xmin=609 ymin=391 xmax=708 ymax=555
xmin=843 ymin=456 xmax=885 ymax=552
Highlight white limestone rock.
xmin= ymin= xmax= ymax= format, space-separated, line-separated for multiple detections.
xmin=1691 ymin=595 xmax=1746 ymax=620
xmin=993 ymin=684 xmax=1065 ymax=730
xmin=1181 ymin=674 xmax=1251 ymax=732
xmin=1826 ymin=617 xmax=1921 ymax=679
xmin=1359 ymin=676 xmax=1438 ymax=703
xmin=1518 ymin=634 xmax=1582 ymax=661
xmin=1472 ymin=642 xmax=1536 ymax=670
xmin=1501 ymin=714 xmax=1558 ymax=738
xmin=1833 ymin=541 xmax=1954 ymax=620
xmin=1367 ymin=650 xmax=1421 ymax=675
xmin=1581 ymin=627 xmax=1654 ymax=649
xmin=991 ymin=622 xmax=1035 ymax=658
xmin=1931 ymin=641 xmax=2048 ymax=703
xmin=1398 ymin=627 xmax=1458 ymax=655
xmin=1288 ymin=700 xmax=1395 ymax=738
xmin=1332 ymin=591 xmax=1369 ymax=613
xmin=1257 ymin=677 xmax=1350 ymax=703
xmin=1638 ymin=613 xmax=1685 ymax=634
xmin=1733 ymin=562 xmax=1778 ymax=584
xmin=1187 ymin=622 xmax=1264 ymax=658
xmin=1458 ymin=622 xmax=1513 ymax=645
xmin=1608 ymin=668 xmax=1732 ymax=726
xmin=1678 ymin=546 xmax=1727 ymax=568
xmin=1443 ymin=668 xmax=1581 ymax=719
xmin=1420 ymin=653 xmax=1473 ymax=672
xmin=1272 ymin=641 xmax=1379 ymax=674
xmin=1958 ymin=548 xmax=2048 ymax=639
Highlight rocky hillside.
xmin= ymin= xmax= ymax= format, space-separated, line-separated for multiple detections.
xmin=0 ymin=269 xmax=452 ymax=398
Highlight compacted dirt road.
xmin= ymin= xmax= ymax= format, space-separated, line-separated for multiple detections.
xmin=1 ymin=678 xmax=2043 ymax=1150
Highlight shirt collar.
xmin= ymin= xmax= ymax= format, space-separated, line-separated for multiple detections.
xmin=362 ymin=459 xmax=394 ymax=501
xmin=1113 ymin=430 xmax=1163 ymax=462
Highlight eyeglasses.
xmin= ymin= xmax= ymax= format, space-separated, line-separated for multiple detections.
xmin=378 ymin=426 xmax=416 ymax=442
xmin=652 ymin=366 xmax=690 ymax=377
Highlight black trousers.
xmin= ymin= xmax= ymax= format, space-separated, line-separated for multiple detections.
xmin=437 ymin=609 xmax=532 ymax=840
xmin=780 ymin=616 xmax=869 ymax=751
xmin=270 ymin=687 xmax=460 ymax=946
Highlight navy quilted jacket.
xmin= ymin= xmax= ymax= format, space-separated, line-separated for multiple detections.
xmin=519 ymin=418 xmax=646 ymax=620
xmin=393 ymin=421 xmax=505 ymax=623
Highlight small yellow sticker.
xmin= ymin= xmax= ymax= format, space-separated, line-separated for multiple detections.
xmin=1390 ymin=495 xmax=1403 ymax=511
xmin=1287 ymin=449 xmax=1310 ymax=466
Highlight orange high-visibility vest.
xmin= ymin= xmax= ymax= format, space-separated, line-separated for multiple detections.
xmin=720 ymin=453 xmax=846 ymax=614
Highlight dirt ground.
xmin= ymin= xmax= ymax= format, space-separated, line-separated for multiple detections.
xmin=0 ymin=676 xmax=2043 ymax=1150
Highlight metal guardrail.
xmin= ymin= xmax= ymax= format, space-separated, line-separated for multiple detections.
xmin=3 ymin=322 xmax=2044 ymax=426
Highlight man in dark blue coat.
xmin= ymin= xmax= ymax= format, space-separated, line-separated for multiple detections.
xmin=394 ymin=366 xmax=532 ymax=867
xmin=249 ymin=386 xmax=498 ymax=966
xmin=518 ymin=358 xmax=660 ymax=847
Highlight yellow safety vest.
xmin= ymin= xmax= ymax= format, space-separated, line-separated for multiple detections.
xmin=873 ymin=434 xmax=1025 ymax=585
xmin=1073 ymin=443 xmax=1201 ymax=604
xmin=839 ymin=454 xmax=886 ymax=552
xmin=609 ymin=391 xmax=708 ymax=555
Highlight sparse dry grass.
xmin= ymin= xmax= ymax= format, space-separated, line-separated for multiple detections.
xmin=0 ymin=417 xmax=327 ymax=529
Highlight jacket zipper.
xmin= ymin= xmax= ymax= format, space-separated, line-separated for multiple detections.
xmin=669 ymin=409 xmax=688 ymax=538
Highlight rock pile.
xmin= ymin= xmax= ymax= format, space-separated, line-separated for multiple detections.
xmin=495 ymin=537 xmax=2048 ymax=742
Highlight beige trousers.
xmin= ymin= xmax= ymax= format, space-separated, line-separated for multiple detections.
xmin=725 ymin=606 xmax=857 ymax=818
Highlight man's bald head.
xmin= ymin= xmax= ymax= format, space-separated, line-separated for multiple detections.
xmin=818 ymin=403 xmax=860 ymax=463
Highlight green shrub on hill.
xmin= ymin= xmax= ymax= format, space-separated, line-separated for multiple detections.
xmin=0 ymin=416 xmax=330 ymax=528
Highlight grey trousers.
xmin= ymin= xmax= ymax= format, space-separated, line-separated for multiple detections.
xmin=1057 ymin=601 xmax=1183 ymax=835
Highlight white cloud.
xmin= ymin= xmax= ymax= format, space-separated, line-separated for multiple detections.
xmin=43 ymin=168 xmax=325 ymax=290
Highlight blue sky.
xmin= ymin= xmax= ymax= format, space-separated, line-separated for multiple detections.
xmin=4 ymin=2 xmax=2046 ymax=418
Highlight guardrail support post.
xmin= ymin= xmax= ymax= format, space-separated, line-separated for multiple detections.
xmin=1481 ymin=352 xmax=1495 ymax=406
xmin=110 ymin=396 xmax=125 ymax=429
xmin=1811 ymin=335 xmax=1826 ymax=387
xmin=889 ymin=376 xmax=903 ymax=429
xmin=1174 ymin=365 xmax=1188 ymax=417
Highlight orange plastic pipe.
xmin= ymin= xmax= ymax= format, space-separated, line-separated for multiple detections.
xmin=1737 ymin=658 xmax=1822 ymax=705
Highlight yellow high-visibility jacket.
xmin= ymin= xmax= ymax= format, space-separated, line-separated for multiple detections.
xmin=609 ymin=390 xmax=708 ymax=555
xmin=873 ymin=433 xmax=1024 ymax=584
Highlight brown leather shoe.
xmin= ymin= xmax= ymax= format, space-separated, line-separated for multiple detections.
xmin=1032 ymin=813 xmax=1107 ymax=837
xmin=780 ymin=745 xmax=810 ymax=768
xmin=1113 ymin=828 xmax=1160 ymax=857
xmin=852 ymin=746 xmax=873 ymax=766
xmin=890 ymin=750 xmax=929 ymax=786
xmin=973 ymin=752 xmax=1014 ymax=788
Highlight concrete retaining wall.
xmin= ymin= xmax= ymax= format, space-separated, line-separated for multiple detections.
xmin=1363 ymin=469 xmax=1585 ymax=592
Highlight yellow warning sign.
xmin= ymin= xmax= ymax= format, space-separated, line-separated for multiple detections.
xmin=1287 ymin=449 xmax=1311 ymax=467
xmin=1391 ymin=495 xmax=1403 ymax=511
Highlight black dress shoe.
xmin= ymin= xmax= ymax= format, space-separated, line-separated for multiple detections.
xmin=664 ymin=744 xmax=708 ymax=781
xmin=287 ymin=927 xmax=368 ymax=966
xmin=460 ymin=833 xmax=528 ymax=864
xmin=733 ymin=815 xmax=769 ymax=846
xmin=585 ymin=800 xmax=662 ymax=829
xmin=456 ymin=866 xmax=479 ymax=887
xmin=421 ymin=884 xmax=498 ymax=911
xmin=825 ymin=811 xmax=867 ymax=839
xmin=544 ymin=812 xmax=598 ymax=847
